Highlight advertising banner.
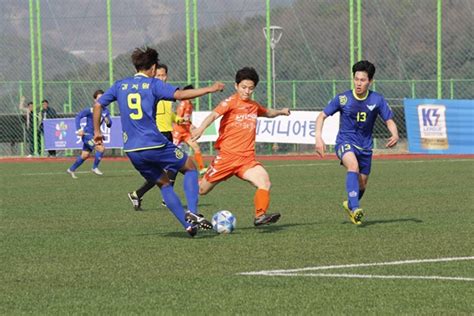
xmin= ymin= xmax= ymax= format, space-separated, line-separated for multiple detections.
xmin=192 ymin=111 xmax=340 ymax=145
xmin=44 ymin=117 xmax=123 ymax=150
xmin=404 ymin=99 xmax=474 ymax=154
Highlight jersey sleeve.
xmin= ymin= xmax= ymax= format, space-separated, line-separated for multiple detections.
xmin=378 ymin=96 xmax=394 ymax=121
xmin=256 ymin=103 xmax=268 ymax=117
xmin=75 ymin=108 xmax=89 ymax=130
xmin=98 ymin=83 xmax=118 ymax=107
xmin=323 ymin=96 xmax=341 ymax=116
xmin=151 ymin=79 xmax=178 ymax=101
xmin=214 ymin=97 xmax=233 ymax=116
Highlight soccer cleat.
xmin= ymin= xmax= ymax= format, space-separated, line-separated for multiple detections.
xmin=161 ymin=200 xmax=167 ymax=207
xmin=67 ymin=168 xmax=78 ymax=179
xmin=254 ymin=212 xmax=281 ymax=226
xmin=185 ymin=211 xmax=212 ymax=230
xmin=91 ymin=168 xmax=104 ymax=176
xmin=186 ymin=225 xmax=198 ymax=237
xmin=343 ymin=201 xmax=363 ymax=225
xmin=127 ymin=192 xmax=142 ymax=211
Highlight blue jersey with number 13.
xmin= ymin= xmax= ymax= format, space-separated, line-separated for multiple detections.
xmin=323 ymin=90 xmax=393 ymax=150
xmin=98 ymin=74 xmax=178 ymax=152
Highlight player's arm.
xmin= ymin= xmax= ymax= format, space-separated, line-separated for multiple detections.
xmin=315 ymin=112 xmax=328 ymax=158
xmin=191 ymin=111 xmax=221 ymax=141
xmin=174 ymin=82 xmax=224 ymax=100
xmin=262 ymin=108 xmax=291 ymax=118
xmin=93 ymin=102 xmax=104 ymax=145
xmin=75 ymin=109 xmax=88 ymax=136
xmin=385 ymin=119 xmax=399 ymax=148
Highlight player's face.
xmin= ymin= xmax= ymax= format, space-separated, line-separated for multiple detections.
xmin=95 ymin=94 xmax=103 ymax=102
xmin=353 ymin=71 xmax=372 ymax=96
xmin=155 ymin=68 xmax=168 ymax=82
xmin=235 ymin=80 xmax=255 ymax=101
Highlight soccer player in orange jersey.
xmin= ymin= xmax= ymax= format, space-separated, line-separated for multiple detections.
xmin=192 ymin=67 xmax=290 ymax=226
xmin=173 ymin=85 xmax=206 ymax=174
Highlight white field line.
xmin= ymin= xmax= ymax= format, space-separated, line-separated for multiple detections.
xmin=239 ymin=256 xmax=474 ymax=281
xmin=21 ymin=170 xmax=135 ymax=176
xmin=264 ymin=273 xmax=474 ymax=282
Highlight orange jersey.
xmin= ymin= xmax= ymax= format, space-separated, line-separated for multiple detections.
xmin=214 ymin=93 xmax=268 ymax=156
xmin=173 ymin=100 xmax=193 ymax=134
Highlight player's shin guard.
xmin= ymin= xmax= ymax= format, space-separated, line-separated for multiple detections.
xmin=254 ymin=188 xmax=270 ymax=218
xmin=93 ymin=151 xmax=104 ymax=169
xmin=183 ymin=169 xmax=199 ymax=213
xmin=69 ymin=156 xmax=85 ymax=171
xmin=346 ymin=171 xmax=360 ymax=210
xmin=161 ymin=184 xmax=189 ymax=228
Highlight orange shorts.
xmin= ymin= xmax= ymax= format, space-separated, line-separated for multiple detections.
xmin=172 ymin=130 xmax=191 ymax=145
xmin=203 ymin=153 xmax=261 ymax=183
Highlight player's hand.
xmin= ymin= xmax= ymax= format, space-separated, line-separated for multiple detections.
xmin=210 ymin=81 xmax=225 ymax=93
xmin=385 ymin=134 xmax=399 ymax=148
xmin=315 ymin=137 xmax=326 ymax=158
xmin=280 ymin=108 xmax=291 ymax=116
xmin=191 ymin=127 xmax=204 ymax=142
xmin=76 ymin=130 xmax=85 ymax=137
xmin=94 ymin=133 xmax=104 ymax=146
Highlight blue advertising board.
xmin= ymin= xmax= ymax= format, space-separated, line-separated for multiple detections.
xmin=404 ymin=99 xmax=474 ymax=154
xmin=43 ymin=117 xmax=124 ymax=150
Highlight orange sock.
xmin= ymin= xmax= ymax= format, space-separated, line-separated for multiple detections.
xmin=194 ymin=152 xmax=205 ymax=170
xmin=254 ymin=188 xmax=270 ymax=218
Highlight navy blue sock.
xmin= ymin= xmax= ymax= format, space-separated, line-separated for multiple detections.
xmin=183 ymin=169 xmax=199 ymax=213
xmin=69 ymin=156 xmax=85 ymax=171
xmin=161 ymin=184 xmax=189 ymax=228
xmin=93 ymin=151 xmax=104 ymax=169
xmin=346 ymin=171 xmax=360 ymax=210
xmin=359 ymin=189 xmax=365 ymax=201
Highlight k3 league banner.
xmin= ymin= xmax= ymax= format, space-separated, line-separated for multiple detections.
xmin=44 ymin=117 xmax=124 ymax=150
xmin=404 ymin=99 xmax=474 ymax=154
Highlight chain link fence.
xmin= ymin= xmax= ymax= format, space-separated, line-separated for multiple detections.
xmin=0 ymin=0 xmax=472 ymax=156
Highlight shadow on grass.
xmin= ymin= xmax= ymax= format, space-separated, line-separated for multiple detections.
xmin=238 ymin=222 xmax=318 ymax=233
xmin=342 ymin=217 xmax=423 ymax=227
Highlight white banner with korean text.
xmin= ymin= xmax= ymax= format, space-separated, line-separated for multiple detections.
xmin=192 ymin=111 xmax=339 ymax=145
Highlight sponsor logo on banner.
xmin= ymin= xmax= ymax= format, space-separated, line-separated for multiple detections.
xmin=417 ymin=104 xmax=448 ymax=149
xmin=54 ymin=121 xmax=68 ymax=147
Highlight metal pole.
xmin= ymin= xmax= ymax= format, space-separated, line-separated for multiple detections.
xmin=106 ymin=0 xmax=114 ymax=114
xmin=28 ymin=0 xmax=38 ymax=155
xmin=437 ymin=0 xmax=442 ymax=99
xmin=35 ymin=0 xmax=43 ymax=104
xmin=349 ymin=0 xmax=354 ymax=87
xmin=272 ymin=44 xmax=276 ymax=107
xmin=185 ymin=0 xmax=191 ymax=85
xmin=265 ymin=0 xmax=272 ymax=108
xmin=357 ymin=0 xmax=362 ymax=60
xmin=193 ymin=0 xmax=200 ymax=110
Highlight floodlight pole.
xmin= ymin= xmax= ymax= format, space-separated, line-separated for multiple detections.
xmin=263 ymin=26 xmax=283 ymax=108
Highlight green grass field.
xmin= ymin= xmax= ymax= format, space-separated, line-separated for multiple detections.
xmin=1 ymin=157 xmax=473 ymax=314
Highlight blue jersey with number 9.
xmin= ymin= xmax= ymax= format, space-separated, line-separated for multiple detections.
xmin=323 ymin=90 xmax=393 ymax=150
xmin=98 ymin=74 xmax=178 ymax=152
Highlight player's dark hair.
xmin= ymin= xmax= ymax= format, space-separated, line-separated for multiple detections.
xmin=27 ymin=102 xmax=33 ymax=106
xmin=41 ymin=99 xmax=49 ymax=104
xmin=182 ymin=84 xmax=194 ymax=90
xmin=93 ymin=89 xmax=104 ymax=99
xmin=235 ymin=67 xmax=259 ymax=86
xmin=156 ymin=63 xmax=168 ymax=73
xmin=131 ymin=47 xmax=159 ymax=71
xmin=352 ymin=60 xmax=376 ymax=80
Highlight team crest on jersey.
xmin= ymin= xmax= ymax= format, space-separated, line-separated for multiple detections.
xmin=339 ymin=95 xmax=348 ymax=106
xmin=175 ymin=148 xmax=184 ymax=160
xmin=123 ymin=132 xmax=128 ymax=143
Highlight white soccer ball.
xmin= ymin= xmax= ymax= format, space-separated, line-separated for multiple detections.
xmin=212 ymin=210 xmax=236 ymax=234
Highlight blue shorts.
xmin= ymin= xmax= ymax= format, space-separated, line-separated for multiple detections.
xmin=82 ymin=135 xmax=95 ymax=152
xmin=335 ymin=142 xmax=373 ymax=175
xmin=126 ymin=142 xmax=188 ymax=183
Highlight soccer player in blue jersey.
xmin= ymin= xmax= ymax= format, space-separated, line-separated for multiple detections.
xmin=93 ymin=47 xmax=225 ymax=237
xmin=67 ymin=89 xmax=111 ymax=179
xmin=315 ymin=60 xmax=399 ymax=225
